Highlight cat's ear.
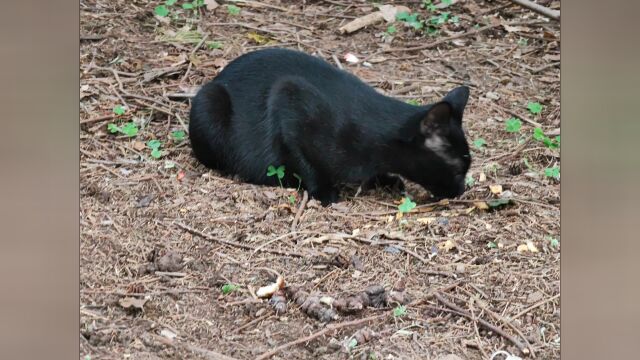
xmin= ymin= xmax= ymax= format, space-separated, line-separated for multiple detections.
xmin=420 ymin=102 xmax=452 ymax=137
xmin=442 ymin=86 xmax=469 ymax=122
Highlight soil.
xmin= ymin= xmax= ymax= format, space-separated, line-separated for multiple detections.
xmin=80 ymin=1 xmax=560 ymax=359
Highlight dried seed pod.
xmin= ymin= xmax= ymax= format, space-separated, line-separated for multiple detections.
xmin=268 ymin=289 xmax=288 ymax=315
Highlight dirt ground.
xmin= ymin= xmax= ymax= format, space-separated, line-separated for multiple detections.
xmin=80 ymin=1 xmax=560 ymax=359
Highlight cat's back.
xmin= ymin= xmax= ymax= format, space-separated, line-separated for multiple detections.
xmin=213 ymin=48 xmax=361 ymax=94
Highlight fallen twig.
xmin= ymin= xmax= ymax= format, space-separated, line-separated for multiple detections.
xmin=386 ymin=21 xmax=546 ymax=53
xmin=510 ymin=0 xmax=560 ymax=21
xmin=291 ymin=190 xmax=309 ymax=231
xmin=512 ymin=293 xmax=560 ymax=320
xmin=255 ymin=314 xmax=386 ymax=360
xmin=176 ymin=222 xmax=307 ymax=258
xmin=435 ymin=292 xmax=531 ymax=356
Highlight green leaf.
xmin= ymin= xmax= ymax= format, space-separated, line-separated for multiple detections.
xmin=266 ymin=165 xmax=277 ymax=177
xmin=449 ymin=15 xmax=459 ymax=24
xmin=505 ymin=118 xmax=522 ymax=133
xmin=487 ymin=198 xmax=510 ymax=207
xmin=227 ymin=4 xmax=241 ymax=15
xmin=393 ymin=305 xmax=407 ymax=317
xmin=221 ymin=283 xmax=238 ymax=294
xmin=517 ymin=38 xmax=528 ymax=47
xmin=288 ymin=195 xmax=296 ymax=204
xmin=427 ymin=4 xmax=436 ymax=12
xmin=151 ymin=149 xmax=162 ymax=159
xmin=398 ymin=197 xmax=416 ymax=213
xmin=194 ymin=0 xmax=205 ymax=7
xmin=147 ymin=139 xmax=162 ymax=150
xmin=555 ymin=135 xmax=560 ymax=147
xmin=396 ymin=11 xmax=411 ymax=21
xmin=154 ymin=5 xmax=170 ymax=17
xmin=113 ymin=105 xmax=126 ymax=115
xmin=275 ymin=165 xmax=285 ymax=179
xmin=473 ymin=138 xmax=487 ymax=149
xmin=544 ymin=166 xmax=560 ymax=180
xmin=347 ymin=338 xmax=358 ymax=351
xmin=206 ymin=41 xmax=222 ymax=49
xmin=426 ymin=26 xmax=439 ymax=36
xmin=533 ymin=127 xmax=545 ymax=141
xmin=465 ymin=175 xmax=475 ymax=187
xmin=527 ymin=101 xmax=543 ymax=115
xmin=182 ymin=3 xmax=194 ymax=9
xmin=107 ymin=123 xmax=120 ymax=133
xmin=487 ymin=242 xmax=497 ymax=249
xmin=171 ymin=130 xmax=186 ymax=141
xmin=386 ymin=25 xmax=397 ymax=34
xmin=406 ymin=99 xmax=420 ymax=106
xmin=549 ymin=237 xmax=559 ymax=248
xmin=121 ymin=122 xmax=138 ymax=137
xmin=442 ymin=0 xmax=453 ymax=5
xmin=165 ymin=0 xmax=177 ymax=5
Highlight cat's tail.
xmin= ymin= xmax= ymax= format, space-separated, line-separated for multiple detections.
xmin=188 ymin=81 xmax=233 ymax=170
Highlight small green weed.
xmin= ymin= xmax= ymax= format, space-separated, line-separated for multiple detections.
xmin=544 ymin=165 xmax=560 ymax=180
xmin=107 ymin=122 xmax=138 ymax=137
xmin=147 ymin=139 xmax=163 ymax=159
xmin=473 ymin=138 xmax=487 ymax=150
xmin=517 ymin=37 xmax=528 ymax=47
xmin=267 ymin=165 xmax=285 ymax=187
xmin=532 ymin=128 xmax=559 ymax=150
xmin=396 ymin=11 xmax=424 ymax=30
xmin=386 ymin=25 xmax=397 ymax=34
xmin=221 ymin=283 xmax=238 ymax=295
xmin=227 ymin=4 xmax=241 ymax=15
xmin=406 ymin=99 xmax=420 ymax=106
xmin=547 ymin=236 xmax=560 ymax=248
xmin=505 ymin=118 xmax=522 ymax=133
xmin=527 ymin=101 xmax=543 ymax=115
xmin=113 ymin=105 xmax=126 ymax=116
xmin=465 ymin=175 xmax=475 ymax=187
xmin=393 ymin=305 xmax=407 ymax=317
xmin=171 ymin=130 xmax=186 ymax=142
xmin=398 ymin=197 xmax=416 ymax=213
xmin=154 ymin=5 xmax=170 ymax=17
xmin=487 ymin=241 xmax=497 ymax=249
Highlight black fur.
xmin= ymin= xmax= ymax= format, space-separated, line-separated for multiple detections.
xmin=189 ymin=48 xmax=471 ymax=205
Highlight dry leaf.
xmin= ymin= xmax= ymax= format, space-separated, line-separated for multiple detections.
xmin=133 ymin=141 xmax=146 ymax=151
xmin=378 ymin=5 xmax=411 ymax=23
xmin=204 ymin=0 xmax=219 ymax=11
xmin=247 ymin=32 xmax=270 ymax=45
xmin=212 ymin=58 xmax=228 ymax=68
xmin=344 ymin=53 xmax=359 ymax=64
xmin=256 ymin=276 xmax=285 ymax=298
xmin=503 ymin=25 xmax=529 ymax=33
xmin=438 ymin=240 xmax=456 ymax=252
xmin=160 ymin=329 xmax=177 ymax=341
xmin=516 ymin=244 xmax=529 ymax=253
xmin=489 ymin=184 xmax=503 ymax=195
xmin=416 ymin=217 xmax=436 ymax=225
xmin=474 ymin=202 xmax=489 ymax=210
xmin=119 ymin=297 xmax=147 ymax=310
xmin=526 ymin=241 xmax=539 ymax=253
xmin=479 ymin=172 xmax=487 ymax=182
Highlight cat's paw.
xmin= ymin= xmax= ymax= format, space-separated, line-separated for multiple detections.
xmin=312 ymin=187 xmax=340 ymax=206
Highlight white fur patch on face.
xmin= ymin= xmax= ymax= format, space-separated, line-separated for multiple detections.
xmin=424 ymin=135 xmax=463 ymax=170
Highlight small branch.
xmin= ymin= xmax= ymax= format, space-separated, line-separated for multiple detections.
xmin=255 ymin=314 xmax=386 ymax=360
xmin=510 ymin=0 xmax=560 ymax=21
xmin=176 ymin=222 xmax=307 ymax=258
xmin=435 ymin=293 xmax=531 ymax=356
xmin=183 ymin=344 xmax=240 ymax=360
xmin=331 ymin=54 xmax=344 ymax=70
xmin=512 ymin=293 xmax=560 ymax=319
xmin=291 ymin=190 xmax=309 ymax=231
xmin=386 ymin=21 xmax=545 ymax=53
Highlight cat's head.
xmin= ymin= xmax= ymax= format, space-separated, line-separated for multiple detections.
xmin=397 ymin=86 xmax=471 ymax=199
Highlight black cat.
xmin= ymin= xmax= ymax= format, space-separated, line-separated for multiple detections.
xmin=189 ymin=48 xmax=471 ymax=205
